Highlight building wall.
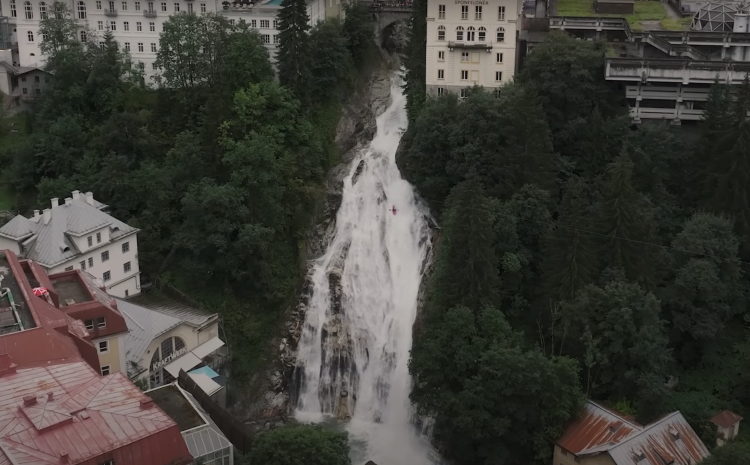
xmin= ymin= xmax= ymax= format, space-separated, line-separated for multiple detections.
xmin=16 ymin=68 xmax=49 ymax=97
xmin=49 ymin=232 xmax=140 ymax=298
xmin=425 ymin=0 xmax=519 ymax=97
xmin=307 ymin=0 xmax=325 ymax=25
xmin=93 ymin=332 xmax=124 ymax=376
xmin=552 ymin=446 xmax=617 ymax=465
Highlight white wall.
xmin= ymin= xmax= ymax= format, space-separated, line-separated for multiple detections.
xmin=307 ymin=0 xmax=325 ymax=26
xmin=425 ymin=0 xmax=519 ymax=96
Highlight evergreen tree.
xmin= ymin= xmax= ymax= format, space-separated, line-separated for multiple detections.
xmin=594 ymin=154 xmax=657 ymax=283
xmin=342 ymin=3 xmax=374 ymax=66
xmin=403 ymin=0 xmax=427 ymax=121
xmin=276 ymin=0 xmax=311 ymax=103
xmin=692 ymin=82 xmax=732 ymax=205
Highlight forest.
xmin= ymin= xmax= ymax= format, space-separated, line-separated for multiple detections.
xmin=401 ymin=16 xmax=750 ymax=465
xmin=0 ymin=0 xmax=375 ymax=378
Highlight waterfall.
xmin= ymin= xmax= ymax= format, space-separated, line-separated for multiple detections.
xmin=292 ymin=72 xmax=439 ymax=465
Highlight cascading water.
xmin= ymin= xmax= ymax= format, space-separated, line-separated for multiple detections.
xmin=292 ymin=71 xmax=439 ymax=465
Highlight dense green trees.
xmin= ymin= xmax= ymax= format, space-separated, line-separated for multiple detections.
xmin=248 ymin=425 xmax=351 ymax=465
xmin=276 ymin=0 xmax=311 ymax=101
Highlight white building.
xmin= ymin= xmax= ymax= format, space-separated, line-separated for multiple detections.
xmin=0 ymin=0 xmax=283 ymax=84
xmin=0 ymin=190 xmax=141 ymax=298
xmin=425 ymin=0 xmax=520 ymax=97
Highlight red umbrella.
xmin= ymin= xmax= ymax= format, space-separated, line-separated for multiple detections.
xmin=32 ymin=287 xmax=49 ymax=296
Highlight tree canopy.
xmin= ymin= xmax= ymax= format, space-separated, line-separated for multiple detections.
xmin=248 ymin=425 xmax=351 ymax=465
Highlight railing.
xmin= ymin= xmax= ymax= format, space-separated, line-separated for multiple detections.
xmin=606 ymin=57 xmax=750 ymax=84
xmin=360 ymin=0 xmax=413 ymax=11
xmin=448 ymin=40 xmax=493 ymax=51
xmin=104 ymin=8 xmax=117 ymax=16
xmin=143 ymin=9 xmax=157 ymax=16
xmin=548 ymin=15 xmax=632 ymax=36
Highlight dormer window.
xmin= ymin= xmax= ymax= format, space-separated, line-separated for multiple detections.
xmin=87 ymin=236 xmax=93 ymax=246
xmin=84 ymin=319 xmax=94 ymax=330
xmin=97 ymin=316 xmax=106 ymax=328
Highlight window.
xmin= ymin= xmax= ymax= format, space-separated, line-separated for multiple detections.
xmin=260 ymin=19 xmax=269 ymax=28
xmin=262 ymin=34 xmax=269 ymax=44
xmin=78 ymin=1 xmax=87 ymax=18
xmin=437 ymin=25 xmax=445 ymax=41
xmin=466 ymin=26 xmax=475 ymax=41
xmin=461 ymin=51 xmax=469 ymax=62
xmin=42 ymin=31 xmax=48 ymax=41
xmin=148 ymin=0 xmax=153 ymax=10
xmin=137 ymin=42 xmax=143 ymax=52
xmin=273 ymin=19 xmax=279 ymax=28
xmin=122 ymin=0 xmax=127 ymax=8
xmin=273 ymin=34 xmax=279 ymax=44
xmin=160 ymin=1 xmax=166 ymax=10
xmin=21 ymin=76 xmax=25 ymax=82
xmin=88 ymin=257 xmax=94 ymax=267
xmin=250 ymin=19 xmax=256 ymax=27
xmin=110 ymin=21 xmax=116 ymax=30
xmin=125 ymin=289 xmax=129 ymax=297
xmin=498 ymin=5 xmax=505 ymax=20
xmin=103 ymin=271 xmax=111 ymax=282
xmin=495 ymin=71 xmax=502 ymax=81
xmin=101 ymin=365 xmax=111 ymax=376
xmin=152 ymin=62 xmax=157 ymax=69
xmin=150 ymin=42 xmax=156 ymax=52
xmin=438 ymin=4 xmax=444 ymax=18
xmin=124 ymin=41 xmax=130 ymax=50
xmin=437 ymin=87 xmax=445 ymax=96
xmin=475 ymin=5 xmax=481 ymax=19
xmin=135 ymin=0 xmax=140 ymax=9
xmin=101 ymin=250 xmax=110 ymax=262
xmin=460 ymin=5 xmax=468 ymax=19
xmin=173 ymin=2 xmax=178 ymax=11
xmin=24 ymin=1 xmax=32 ymax=19
xmin=22 ymin=88 xmax=27 ymax=94
xmin=39 ymin=1 xmax=47 ymax=19
xmin=136 ymin=21 xmax=142 ymax=30
xmin=149 ymin=22 xmax=154 ymax=31
xmin=187 ymin=3 xmax=191 ymax=13
xmin=437 ymin=69 xmax=444 ymax=79
xmin=461 ymin=70 xmax=468 ymax=80
xmin=138 ymin=62 xmax=145 ymax=69
xmin=438 ymin=50 xmax=444 ymax=61
xmin=200 ymin=2 xmax=205 ymax=11
xmin=496 ymin=27 xmax=505 ymax=42
xmin=455 ymin=26 xmax=463 ymax=41
xmin=123 ymin=21 xmax=129 ymax=30
xmin=96 ymin=0 xmax=101 ymax=8
xmin=10 ymin=0 xmax=16 ymax=17
xmin=460 ymin=88 xmax=468 ymax=98
xmin=27 ymin=31 xmax=33 ymax=42
xmin=87 ymin=235 xmax=93 ymax=246
xmin=97 ymin=317 xmax=106 ymax=328
xmin=228 ymin=18 xmax=235 ymax=25
xmin=496 ymin=52 xmax=503 ymax=63
xmin=80 ymin=260 xmax=86 ymax=270
xmin=122 ymin=242 xmax=130 ymax=253
xmin=478 ymin=26 xmax=486 ymax=41
xmin=64 ymin=266 xmax=73 ymax=271
xmin=96 ymin=232 xmax=101 ymax=243
xmin=84 ymin=319 xmax=94 ymax=330
xmin=98 ymin=340 xmax=109 ymax=353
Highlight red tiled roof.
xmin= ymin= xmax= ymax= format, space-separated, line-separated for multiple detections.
xmin=0 ymin=362 xmax=193 ymax=465
xmin=710 ymin=410 xmax=743 ymax=428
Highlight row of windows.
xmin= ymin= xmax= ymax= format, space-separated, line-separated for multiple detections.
xmin=228 ymin=18 xmax=278 ymax=29
xmin=96 ymin=19 xmax=157 ymax=32
xmin=436 ymin=87 xmax=499 ymax=98
xmin=65 ymin=260 xmax=131 ymax=275
xmin=85 ymin=316 xmax=107 ymax=330
xmin=437 ymin=4 xmax=506 ymax=20
xmin=436 ymin=50 xmax=503 ymax=63
xmin=437 ymin=69 xmax=503 ymax=81
xmin=437 ymin=25 xmax=505 ymax=42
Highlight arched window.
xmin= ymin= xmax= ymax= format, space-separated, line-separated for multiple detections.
xmin=27 ymin=30 xmax=33 ymax=42
xmin=437 ymin=25 xmax=445 ymax=41
xmin=80 ymin=30 xmax=87 ymax=42
xmin=77 ymin=1 xmax=87 ymax=18
xmin=39 ymin=1 xmax=47 ymax=19
xmin=24 ymin=1 xmax=33 ymax=19
xmin=148 ymin=336 xmax=187 ymax=388
xmin=456 ymin=26 xmax=464 ymax=41
xmin=478 ymin=26 xmax=486 ymax=41
xmin=496 ymin=27 xmax=505 ymax=42
xmin=10 ymin=0 xmax=16 ymax=17
xmin=467 ymin=26 xmax=475 ymax=41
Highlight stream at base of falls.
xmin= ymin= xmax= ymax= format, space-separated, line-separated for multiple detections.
xmin=291 ymin=71 xmax=441 ymax=465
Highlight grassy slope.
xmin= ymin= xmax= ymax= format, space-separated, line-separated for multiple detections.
xmin=556 ymin=0 xmax=691 ymax=31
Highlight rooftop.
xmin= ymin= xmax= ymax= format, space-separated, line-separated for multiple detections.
xmin=710 ymin=410 xmax=743 ymax=428
xmin=147 ymin=384 xmax=206 ymax=431
xmin=554 ymin=0 xmax=692 ymax=30
xmin=0 ymin=255 xmax=35 ymax=334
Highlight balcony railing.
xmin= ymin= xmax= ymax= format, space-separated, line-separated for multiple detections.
xmin=104 ymin=8 xmax=117 ymax=16
xmin=143 ymin=9 xmax=157 ymax=17
xmin=448 ymin=41 xmax=493 ymax=51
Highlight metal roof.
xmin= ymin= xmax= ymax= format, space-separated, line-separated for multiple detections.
xmin=125 ymin=293 xmax=217 ymax=328
xmin=0 ymin=361 xmax=193 ymax=465
xmin=0 ymin=215 xmax=34 ymax=240
xmin=0 ymin=197 xmax=137 ymax=268
xmin=710 ymin=410 xmax=743 ymax=428
xmin=557 ymin=401 xmax=710 ymax=465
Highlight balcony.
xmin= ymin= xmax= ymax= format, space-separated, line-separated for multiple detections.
xmin=448 ymin=41 xmax=493 ymax=51
xmin=104 ymin=8 xmax=118 ymax=16
xmin=606 ymin=58 xmax=750 ymax=85
xmin=143 ymin=9 xmax=157 ymax=17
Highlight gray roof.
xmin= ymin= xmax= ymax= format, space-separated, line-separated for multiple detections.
xmin=0 ymin=197 xmax=136 ymax=267
xmin=117 ymin=296 xmax=218 ymax=377
xmin=0 ymin=215 xmax=35 ymax=239
xmin=179 ymin=387 xmax=232 ymax=458
xmin=126 ymin=293 xmax=216 ymax=328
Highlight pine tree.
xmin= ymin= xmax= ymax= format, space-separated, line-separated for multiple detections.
xmin=693 ymin=82 xmax=732 ymax=205
xmin=594 ymin=154 xmax=656 ymax=282
xmin=276 ymin=0 xmax=310 ymax=103
xmin=403 ymin=0 xmax=427 ymax=121
xmin=540 ymin=176 xmax=598 ymax=303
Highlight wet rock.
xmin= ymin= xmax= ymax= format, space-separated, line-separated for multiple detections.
xmin=365 ymin=461 xmax=378 ymax=465
xmin=352 ymin=160 xmax=366 ymax=186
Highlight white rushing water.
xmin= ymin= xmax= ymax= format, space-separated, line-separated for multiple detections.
xmin=293 ymin=72 xmax=439 ymax=465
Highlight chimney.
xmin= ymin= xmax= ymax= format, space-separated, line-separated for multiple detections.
xmin=42 ymin=209 xmax=51 ymax=225
xmin=59 ymin=451 xmax=69 ymax=464
xmin=139 ymin=398 xmax=154 ymax=409
xmin=50 ymin=198 xmax=59 ymax=208
xmin=33 ymin=210 xmax=40 ymax=218
xmin=85 ymin=192 xmax=94 ymax=206
xmin=47 ymin=392 xmax=54 ymax=401
xmin=23 ymin=395 xmax=37 ymax=406
xmin=64 ymin=197 xmax=72 ymax=206
xmin=71 ymin=190 xmax=80 ymax=200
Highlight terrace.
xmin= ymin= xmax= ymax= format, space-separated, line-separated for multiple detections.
xmin=0 ymin=255 xmax=36 ymax=334
xmin=51 ymin=275 xmax=93 ymax=307
xmin=555 ymin=0 xmax=692 ymax=30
